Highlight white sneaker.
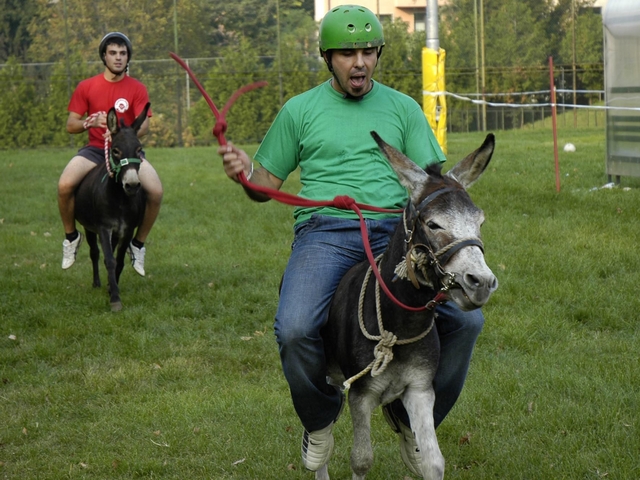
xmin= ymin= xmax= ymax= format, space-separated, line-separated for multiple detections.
xmin=61 ymin=233 xmax=83 ymax=269
xmin=301 ymin=422 xmax=335 ymax=471
xmin=383 ymin=405 xmax=422 ymax=476
xmin=128 ymin=243 xmax=146 ymax=276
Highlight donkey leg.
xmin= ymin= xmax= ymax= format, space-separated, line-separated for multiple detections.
xmin=115 ymin=235 xmax=132 ymax=284
xmin=349 ymin=389 xmax=379 ymax=480
xmin=98 ymin=229 xmax=121 ymax=311
xmin=85 ymin=230 xmax=101 ymax=288
xmin=402 ymin=388 xmax=444 ymax=480
xmin=314 ymin=464 xmax=330 ymax=480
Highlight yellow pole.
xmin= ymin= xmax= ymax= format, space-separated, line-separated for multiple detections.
xmin=422 ymin=46 xmax=447 ymax=154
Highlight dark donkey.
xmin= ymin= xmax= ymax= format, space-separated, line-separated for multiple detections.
xmin=319 ymin=132 xmax=498 ymax=480
xmin=74 ymin=103 xmax=149 ymax=312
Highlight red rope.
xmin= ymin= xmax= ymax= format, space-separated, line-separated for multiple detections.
xmin=169 ymin=52 xmax=443 ymax=312
xmin=169 ymin=52 xmax=266 ymax=146
xmin=83 ymin=111 xmax=113 ymax=178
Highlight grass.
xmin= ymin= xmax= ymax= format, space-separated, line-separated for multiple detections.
xmin=1 ymin=122 xmax=639 ymax=479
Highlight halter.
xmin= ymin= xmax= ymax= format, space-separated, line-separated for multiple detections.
xmin=399 ymin=186 xmax=484 ymax=291
xmin=108 ymin=154 xmax=142 ymax=182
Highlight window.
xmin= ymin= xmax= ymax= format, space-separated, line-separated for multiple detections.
xmin=414 ymin=12 xmax=426 ymax=32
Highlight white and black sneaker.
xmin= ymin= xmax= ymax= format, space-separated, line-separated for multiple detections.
xmin=128 ymin=242 xmax=146 ymax=276
xmin=301 ymin=392 xmax=344 ymax=471
xmin=61 ymin=233 xmax=83 ymax=269
xmin=382 ymin=404 xmax=422 ymax=476
xmin=301 ymin=422 xmax=335 ymax=471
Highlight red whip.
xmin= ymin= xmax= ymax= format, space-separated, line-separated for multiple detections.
xmin=169 ymin=52 xmax=442 ymax=312
xmin=169 ymin=52 xmax=267 ymax=146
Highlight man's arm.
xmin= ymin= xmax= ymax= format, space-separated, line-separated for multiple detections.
xmin=66 ymin=111 xmax=94 ymax=134
xmin=137 ymin=116 xmax=150 ymax=138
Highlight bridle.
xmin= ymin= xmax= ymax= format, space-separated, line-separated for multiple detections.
xmin=399 ymin=186 xmax=485 ymax=293
xmin=107 ymin=152 xmax=142 ymax=182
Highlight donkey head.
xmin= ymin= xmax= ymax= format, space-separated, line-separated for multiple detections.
xmin=107 ymin=102 xmax=150 ymax=196
xmin=371 ymin=131 xmax=498 ymax=311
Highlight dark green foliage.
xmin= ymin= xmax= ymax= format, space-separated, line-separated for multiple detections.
xmin=0 ymin=0 xmax=605 ymax=146
xmin=0 ymin=0 xmax=36 ymax=62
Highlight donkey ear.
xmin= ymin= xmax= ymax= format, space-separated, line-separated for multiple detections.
xmin=370 ymin=131 xmax=428 ymax=200
xmin=446 ymin=133 xmax=495 ymax=189
xmin=107 ymin=108 xmax=119 ymax=135
xmin=132 ymin=102 xmax=150 ymax=133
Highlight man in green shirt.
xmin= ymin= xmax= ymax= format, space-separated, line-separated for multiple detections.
xmin=219 ymin=5 xmax=484 ymax=475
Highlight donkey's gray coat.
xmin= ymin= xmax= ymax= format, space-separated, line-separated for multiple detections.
xmin=320 ymin=132 xmax=498 ymax=480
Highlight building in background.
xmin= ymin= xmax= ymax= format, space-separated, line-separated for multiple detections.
xmin=314 ymin=0 xmax=450 ymax=33
xmin=315 ymin=0 xmax=609 ymax=33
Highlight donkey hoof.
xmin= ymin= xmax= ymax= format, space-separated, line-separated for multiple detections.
xmin=110 ymin=301 xmax=123 ymax=312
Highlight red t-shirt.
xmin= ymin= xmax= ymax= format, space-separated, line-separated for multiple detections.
xmin=68 ymin=73 xmax=152 ymax=148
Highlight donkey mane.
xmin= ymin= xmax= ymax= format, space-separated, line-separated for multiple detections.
xmin=425 ymin=162 xmax=443 ymax=177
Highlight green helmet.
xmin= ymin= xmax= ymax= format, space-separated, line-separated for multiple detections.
xmin=319 ymin=5 xmax=385 ymax=51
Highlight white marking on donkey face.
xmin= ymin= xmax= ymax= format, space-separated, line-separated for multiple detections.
xmin=121 ymin=168 xmax=141 ymax=196
xmin=421 ymin=203 xmax=497 ymax=311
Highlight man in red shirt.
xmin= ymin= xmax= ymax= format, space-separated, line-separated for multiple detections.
xmin=57 ymin=32 xmax=163 ymax=276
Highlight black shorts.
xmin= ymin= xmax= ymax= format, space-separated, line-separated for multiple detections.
xmin=77 ymin=146 xmax=106 ymax=165
xmin=77 ymin=146 xmax=146 ymax=165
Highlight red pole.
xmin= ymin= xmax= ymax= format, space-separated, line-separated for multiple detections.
xmin=549 ymin=56 xmax=561 ymax=192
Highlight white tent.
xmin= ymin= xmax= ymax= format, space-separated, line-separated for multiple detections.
xmin=602 ymin=0 xmax=640 ymax=182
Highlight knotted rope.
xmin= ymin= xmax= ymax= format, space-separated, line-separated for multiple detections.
xmin=342 ymin=255 xmax=437 ymax=391
xmin=394 ymin=248 xmax=432 ymax=288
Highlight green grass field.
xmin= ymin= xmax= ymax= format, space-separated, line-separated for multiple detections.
xmin=1 ymin=124 xmax=639 ymax=479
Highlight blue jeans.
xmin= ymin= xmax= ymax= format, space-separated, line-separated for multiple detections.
xmin=274 ymin=215 xmax=484 ymax=432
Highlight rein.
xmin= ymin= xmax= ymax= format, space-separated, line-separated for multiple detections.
xmin=169 ymin=52 xmax=459 ymax=313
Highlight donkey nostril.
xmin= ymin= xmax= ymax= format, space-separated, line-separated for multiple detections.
xmin=464 ymin=273 xmax=481 ymax=288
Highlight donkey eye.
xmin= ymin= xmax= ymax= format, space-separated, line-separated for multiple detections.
xmin=112 ymin=147 xmax=121 ymax=157
xmin=426 ymin=220 xmax=442 ymax=230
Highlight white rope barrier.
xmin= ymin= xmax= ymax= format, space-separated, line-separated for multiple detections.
xmin=424 ymin=90 xmax=640 ymax=112
xmin=455 ymin=89 xmax=604 ymax=98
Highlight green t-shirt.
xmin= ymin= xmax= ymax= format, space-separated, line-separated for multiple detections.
xmin=255 ymin=80 xmax=446 ymax=224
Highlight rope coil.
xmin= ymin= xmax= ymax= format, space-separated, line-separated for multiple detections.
xmin=342 ymin=255 xmax=437 ymax=391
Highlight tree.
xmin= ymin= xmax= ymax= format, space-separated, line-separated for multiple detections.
xmin=0 ymin=0 xmax=37 ymax=62
xmin=0 ymin=57 xmax=39 ymax=147
xmin=378 ymin=18 xmax=423 ymax=104
xmin=557 ymin=1 xmax=604 ymax=101
xmin=443 ymin=0 xmax=551 ymax=95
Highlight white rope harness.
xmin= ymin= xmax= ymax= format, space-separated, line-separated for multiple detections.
xmin=342 ymin=254 xmax=436 ymax=391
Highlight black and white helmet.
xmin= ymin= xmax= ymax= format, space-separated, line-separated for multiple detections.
xmin=98 ymin=32 xmax=133 ymax=64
